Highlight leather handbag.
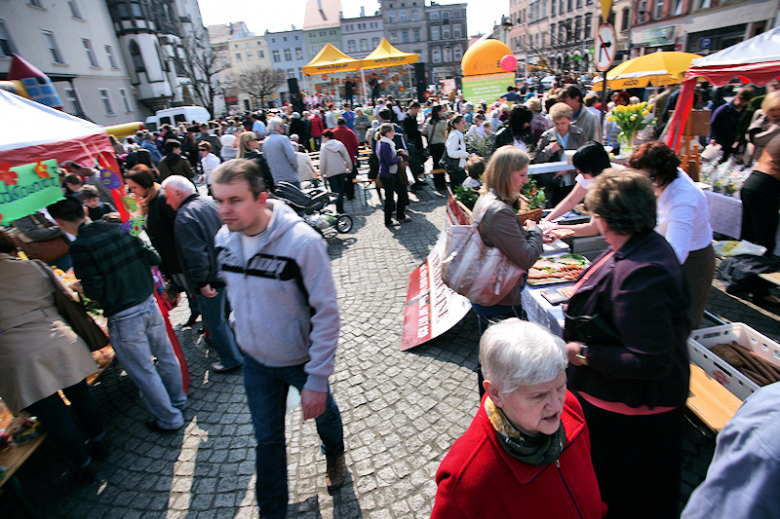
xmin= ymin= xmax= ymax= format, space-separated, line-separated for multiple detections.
xmin=34 ymin=260 xmax=109 ymax=352
xmin=440 ymin=209 xmax=526 ymax=306
xmin=10 ymin=216 xmax=70 ymax=264
xmin=438 ymin=153 xmax=460 ymax=172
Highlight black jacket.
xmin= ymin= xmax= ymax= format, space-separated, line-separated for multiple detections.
xmin=173 ymin=194 xmax=224 ymax=291
xmin=145 ymin=189 xmax=182 ymax=277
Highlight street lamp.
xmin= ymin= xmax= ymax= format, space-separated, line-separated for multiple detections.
xmin=501 ymin=15 xmax=513 ymax=45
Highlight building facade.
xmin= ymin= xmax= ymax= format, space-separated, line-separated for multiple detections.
xmin=0 ymin=0 xmax=141 ymax=126
xmin=630 ymin=0 xmax=777 ymax=57
xmin=266 ymin=28 xmax=308 ymax=103
xmin=426 ymin=1 xmax=469 ymax=84
xmin=340 ymin=8 xmax=384 ymax=59
xmin=378 ymin=0 xmax=429 ymax=64
xmin=105 ymin=0 xmax=211 ymax=116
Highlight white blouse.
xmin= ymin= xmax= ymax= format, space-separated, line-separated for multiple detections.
xmin=656 ymin=169 xmax=713 ymax=264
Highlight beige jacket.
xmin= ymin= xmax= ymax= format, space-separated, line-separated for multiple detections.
xmin=319 ymin=138 xmax=352 ymax=179
xmin=0 ymin=255 xmax=97 ymax=413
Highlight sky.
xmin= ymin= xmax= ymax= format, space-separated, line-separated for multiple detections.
xmin=197 ymin=0 xmax=509 ymax=37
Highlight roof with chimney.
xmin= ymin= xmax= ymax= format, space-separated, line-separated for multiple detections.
xmin=303 ymin=0 xmax=343 ymax=30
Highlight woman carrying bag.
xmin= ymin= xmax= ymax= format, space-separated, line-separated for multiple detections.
xmin=377 ymin=123 xmax=410 ymax=227
xmin=444 ymin=114 xmax=470 ymax=190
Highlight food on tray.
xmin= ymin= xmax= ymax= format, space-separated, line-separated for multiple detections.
xmin=550 ymin=228 xmax=575 ymax=240
xmin=710 ymin=341 xmax=780 ymax=386
xmin=528 ymin=254 xmax=589 ymax=285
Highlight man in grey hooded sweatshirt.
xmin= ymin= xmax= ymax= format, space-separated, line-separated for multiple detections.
xmin=211 ymin=159 xmax=346 ymax=519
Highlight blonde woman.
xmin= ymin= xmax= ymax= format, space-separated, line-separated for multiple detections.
xmin=236 ymin=131 xmax=275 ymax=192
xmin=744 ymin=90 xmax=780 ymax=165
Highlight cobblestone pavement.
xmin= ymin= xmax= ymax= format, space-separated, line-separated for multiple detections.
xmin=2 ymin=179 xmax=779 ymax=519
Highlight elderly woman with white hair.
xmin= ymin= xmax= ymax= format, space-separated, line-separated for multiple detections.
xmin=432 ymin=319 xmax=605 ymax=519
xmin=261 ymin=116 xmax=301 ymax=187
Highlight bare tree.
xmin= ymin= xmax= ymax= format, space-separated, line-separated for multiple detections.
xmin=178 ymin=34 xmax=229 ymax=116
xmin=233 ymin=67 xmax=288 ymax=109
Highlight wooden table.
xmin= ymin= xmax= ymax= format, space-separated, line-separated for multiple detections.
xmin=687 ymin=364 xmax=743 ymax=433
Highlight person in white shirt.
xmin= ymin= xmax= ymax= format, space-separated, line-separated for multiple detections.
xmin=465 ymin=114 xmax=487 ymax=140
xmin=198 ymin=141 xmax=221 ymax=195
xmin=628 ymin=142 xmax=715 ymax=327
xmin=220 ymin=132 xmax=239 ymax=160
xmin=444 ymin=114 xmax=470 ymax=189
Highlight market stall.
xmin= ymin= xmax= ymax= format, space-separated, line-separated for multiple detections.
xmin=302 ymin=44 xmax=365 ymax=103
xmin=591 ymin=51 xmax=701 ymax=91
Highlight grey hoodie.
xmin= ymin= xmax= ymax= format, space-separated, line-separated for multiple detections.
xmin=215 ymin=200 xmax=340 ymax=393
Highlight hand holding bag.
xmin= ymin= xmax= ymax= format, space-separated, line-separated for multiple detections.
xmin=440 ymin=209 xmax=526 ymax=306
xmin=34 ymin=260 xmax=109 ymax=352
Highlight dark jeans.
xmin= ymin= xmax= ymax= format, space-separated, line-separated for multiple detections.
xmin=25 ymin=379 xmax=104 ymax=467
xmin=243 ymin=356 xmax=344 ymax=519
xmin=197 ymin=289 xmax=243 ymax=369
xmin=430 ymin=143 xmax=447 ymax=189
xmin=344 ymin=163 xmax=358 ymax=199
xmin=328 ymin=173 xmax=347 ymax=213
xmin=382 ymin=173 xmax=408 ymax=225
xmin=578 ymin=396 xmax=684 ymax=519
xmin=741 ymin=170 xmax=780 ymax=255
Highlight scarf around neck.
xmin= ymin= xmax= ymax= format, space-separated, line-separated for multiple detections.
xmin=485 ymin=396 xmax=566 ymax=466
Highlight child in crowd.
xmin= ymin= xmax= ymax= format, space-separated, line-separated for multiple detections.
xmin=461 ymin=155 xmax=485 ymax=189
xmin=80 ymin=185 xmax=116 ymax=221
xmin=63 ymin=173 xmax=84 ymax=199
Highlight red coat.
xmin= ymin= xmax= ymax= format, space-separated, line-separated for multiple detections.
xmin=333 ymin=126 xmax=359 ymax=163
xmin=310 ymin=115 xmax=324 ymax=138
xmin=431 ymin=392 xmax=606 ymax=519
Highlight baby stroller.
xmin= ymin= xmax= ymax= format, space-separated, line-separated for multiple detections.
xmin=274 ymin=181 xmax=354 ymax=236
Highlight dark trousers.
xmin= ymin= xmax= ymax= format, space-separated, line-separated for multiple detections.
xmin=430 ymin=143 xmax=447 ymax=190
xmin=382 ymin=173 xmax=408 ymax=225
xmin=741 ymin=170 xmax=780 ymax=255
xmin=25 ymin=379 xmax=104 ymax=467
xmin=344 ymin=163 xmax=358 ymax=199
xmin=577 ymin=396 xmax=684 ymax=519
xmin=328 ymin=173 xmax=347 ymax=213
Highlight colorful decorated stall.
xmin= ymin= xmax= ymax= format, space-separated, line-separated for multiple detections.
xmin=460 ymin=37 xmax=518 ymax=104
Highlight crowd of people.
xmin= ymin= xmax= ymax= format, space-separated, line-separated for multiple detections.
xmin=2 ymin=74 xmax=780 ymax=518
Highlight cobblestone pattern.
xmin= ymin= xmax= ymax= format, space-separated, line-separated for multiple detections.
xmin=1 ymin=180 xmax=778 ymax=518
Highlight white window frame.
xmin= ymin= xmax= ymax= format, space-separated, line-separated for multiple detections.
xmin=653 ymin=0 xmax=664 ymax=19
xmin=453 ymin=45 xmax=463 ymax=61
xmin=430 ymin=12 xmax=440 ymax=20
xmin=442 ymin=25 xmax=451 ymax=39
xmin=360 ymin=38 xmax=368 ymax=51
xmin=68 ymin=0 xmax=83 ymax=19
xmin=273 ymin=50 xmax=281 ymax=62
xmin=295 ymin=48 xmax=303 ymax=60
xmin=400 ymin=10 xmax=408 ymax=22
xmin=453 ymin=24 xmax=462 ymax=38
xmin=284 ymin=48 xmax=292 ymax=61
xmin=64 ymin=88 xmax=81 ymax=114
xmin=83 ymin=38 xmax=99 ymax=67
xmin=42 ymin=30 xmax=65 ymax=64
xmin=348 ymin=40 xmax=356 ymax=52
xmin=0 ymin=20 xmax=16 ymax=58
xmin=431 ymin=26 xmax=440 ymax=41
xmin=372 ymin=37 xmax=380 ymax=47
xmin=235 ymin=52 xmax=242 ymax=62
xmin=119 ymin=88 xmax=131 ymax=113
xmin=259 ymin=50 xmax=265 ymax=59
xmin=105 ymin=45 xmax=118 ymax=68
xmin=412 ymin=9 xmax=420 ymax=21
xmin=247 ymin=52 xmax=254 ymax=61
xmin=432 ymin=47 xmax=442 ymax=63
xmin=99 ymin=89 xmax=115 ymax=116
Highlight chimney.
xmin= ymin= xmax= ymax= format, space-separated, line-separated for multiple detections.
xmin=360 ymin=6 xmax=365 ymax=17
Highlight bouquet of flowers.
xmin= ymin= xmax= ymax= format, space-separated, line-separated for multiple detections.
xmin=607 ymin=102 xmax=655 ymax=153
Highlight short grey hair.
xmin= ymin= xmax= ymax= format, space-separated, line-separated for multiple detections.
xmin=268 ymin=117 xmax=285 ymax=134
xmin=161 ymin=175 xmax=196 ymax=196
xmin=479 ymin=319 xmax=567 ymax=393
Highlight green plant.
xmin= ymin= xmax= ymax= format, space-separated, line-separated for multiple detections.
xmin=454 ymin=185 xmax=479 ymax=210
xmin=520 ymin=178 xmax=546 ymax=210
xmin=465 ymin=133 xmax=494 ymax=161
xmin=607 ymin=102 xmax=655 ymax=143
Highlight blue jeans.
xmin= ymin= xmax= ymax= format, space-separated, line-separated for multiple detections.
xmin=328 ymin=173 xmax=347 ymax=213
xmin=107 ymin=295 xmax=186 ymax=429
xmin=243 ymin=355 xmax=344 ymax=518
xmin=196 ymin=288 xmax=243 ymax=369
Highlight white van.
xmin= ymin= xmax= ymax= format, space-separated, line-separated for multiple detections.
xmin=144 ymin=106 xmax=211 ymax=131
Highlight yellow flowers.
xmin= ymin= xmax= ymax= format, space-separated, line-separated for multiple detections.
xmin=610 ymin=100 xmax=655 ymax=135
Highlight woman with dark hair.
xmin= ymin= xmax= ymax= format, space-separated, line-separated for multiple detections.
xmin=564 ymin=169 xmax=691 ymax=519
xmin=492 ymin=104 xmax=536 ymax=153
xmin=134 ymin=148 xmax=161 ymax=182
xmin=423 ymin=105 xmax=449 ymax=190
xmin=628 ymin=141 xmax=715 ymax=327
xmin=543 ymin=141 xmax=612 ymax=223
xmin=377 ymin=123 xmax=410 ymax=226
xmin=0 ymin=230 xmax=107 ymax=485
xmin=444 ymin=114 xmax=470 ymax=189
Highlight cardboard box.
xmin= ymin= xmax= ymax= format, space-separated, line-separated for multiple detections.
xmin=688 ymin=323 xmax=780 ymax=400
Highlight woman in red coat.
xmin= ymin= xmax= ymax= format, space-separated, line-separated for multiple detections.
xmin=432 ymin=319 xmax=606 ymax=519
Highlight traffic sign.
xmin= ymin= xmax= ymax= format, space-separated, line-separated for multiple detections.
xmin=595 ymin=23 xmax=617 ymax=72
xmin=600 ymin=0 xmax=613 ymax=21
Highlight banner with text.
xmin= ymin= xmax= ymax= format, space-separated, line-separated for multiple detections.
xmin=401 ymin=210 xmax=472 ymax=351
xmin=0 ymin=159 xmax=63 ymax=224
xmin=462 ymin=72 xmax=516 ymax=105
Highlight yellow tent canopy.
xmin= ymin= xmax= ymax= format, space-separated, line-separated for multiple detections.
xmin=302 ymin=43 xmax=363 ymax=75
xmin=592 ymin=52 xmax=702 ymax=91
xmin=360 ymin=38 xmax=419 ymax=70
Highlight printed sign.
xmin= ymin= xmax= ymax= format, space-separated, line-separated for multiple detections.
xmin=0 ymin=159 xmax=63 ymax=224
xmin=462 ymin=72 xmax=517 ymax=104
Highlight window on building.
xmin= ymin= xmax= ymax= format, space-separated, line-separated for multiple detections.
xmin=453 ymin=45 xmax=463 ymax=60
xmin=575 ymin=16 xmax=582 ymax=40
xmin=42 ymin=30 xmax=64 ymax=64
xmin=236 ymin=52 xmax=242 ymax=61
xmin=568 ymin=0 xmax=573 ymax=10
xmin=295 ymin=47 xmax=303 ymax=60
xmin=119 ymin=88 xmax=131 ymax=112
xmin=247 ymin=52 xmax=254 ymax=61
xmin=273 ymin=50 xmax=280 ymax=62
xmin=287 ymin=68 xmax=294 ymax=77
xmin=584 ymin=13 xmax=592 ymax=38
xmin=443 ymin=46 xmax=452 ymax=62
xmin=453 ymin=24 xmax=461 ymax=38
xmin=0 ymin=20 xmax=16 ymax=58
xmin=104 ymin=45 xmax=117 ymax=68
xmin=430 ymin=12 xmax=440 ymax=20
xmin=621 ymin=8 xmax=631 ymax=30
xmin=637 ymin=0 xmax=648 ymax=21
xmin=68 ymin=0 xmax=83 ymax=18
xmin=413 ymin=28 xmax=421 ymax=41
xmin=64 ymin=88 xmax=82 ymax=114
xmin=348 ymin=40 xmax=356 ymax=52
xmin=453 ymin=10 xmax=462 ymax=18
xmin=559 ymin=0 xmax=565 ymax=15
xmin=390 ymin=30 xmax=398 ymax=43
xmin=672 ymin=0 xmax=683 ymax=15
xmin=284 ymin=48 xmax=292 ymax=61
xmin=442 ymin=25 xmax=450 ymax=39
xmin=28 ymin=0 xmax=44 ymax=7
xmin=259 ymin=50 xmax=265 ymax=58
xmin=550 ymin=24 xmax=556 ymax=44
xmin=129 ymin=40 xmax=144 ymax=73
xmin=442 ymin=11 xmax=449 ymax=19
xmin=431 ymin=26 xmax=441 ymax=40
xmin=699 ymin=0 xmax=711 ymax=8
xmin=412 ymin=9 xmax=420 ymax=21
xmin=310 ymin=45 xmax=318 ymax=55
xmin=576 ymin=0 xmax=582 ymax=7
xmin=100 ymin=89 xmax=115 ymax=115
xmin=400 ymin=10 xmax=408 ymax=21
xmin=82 ymin=39 xmax=98 ymax=67
xmin=388 ymin=13 xmax=396 ymax=23
xmin=654 ymin=0 xmax=664 ymax=19
xmin=432 ymin=47 xmax=441 ymax=63
xmin=361 ymin=38 xmax=368 ymax=50
xmin=372 ymin=37 xmax=380 ymax=47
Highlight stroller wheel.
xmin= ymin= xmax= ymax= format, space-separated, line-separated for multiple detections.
xmin=336 ymin=214 xmax=353 ymax=233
